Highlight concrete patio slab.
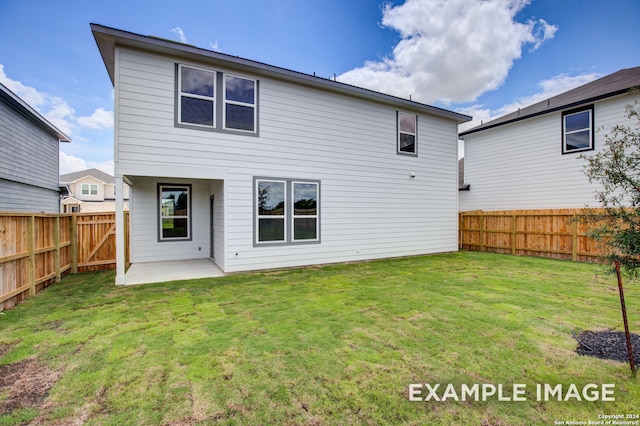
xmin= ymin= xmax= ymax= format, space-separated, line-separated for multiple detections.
xmin=123 ymin=258 xmax=224 ymax=285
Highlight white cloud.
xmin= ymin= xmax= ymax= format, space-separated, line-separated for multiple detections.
xmin=530 ymin=18 xmax=557 ymax=51
xmin=44 ymin=97 xmax=76 ymax=135
xmin=339 ymin=0 xmax=558 ymax=104
xmin=0 ymin=64 xmax=114 ymax=136
xmin=0 ymin=64 xmax=45 ymax=107
xmin=77 ymin=108 xmax=113 ymax=129
xmin=1 ymin=64 xmax=76 ymax=134
xmin=171 ymin=27 xmax=188 ymax=43
xmin=59 ymin=151 xmax=114 ymax=175
xmin=458 ymin=72 xmax=600 ymax=132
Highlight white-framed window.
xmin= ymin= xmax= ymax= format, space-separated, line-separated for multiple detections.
xmin=158 ymin=184 xmax=191 ymax=241
xmin=562 ymin=106 xmax=594 ymax=154
xmin=81 ymin=184 xmax=98 ymax=195
xmin=176 ymin=64 xmax=259 ymax=135
xmin=224 ymin=74 xmax=256 ymax=132
xmin=398 ymin=112 xmax=417 ymax=155
xmin=292 ymin=181 xmax=319 ymax=242
xmin=256 ymin=179 xmax=287 ymax=243
xmin=255 ymin=178 xmax=320 ymax=245
xmin=178 ymin=64 xmax=216 ymax=128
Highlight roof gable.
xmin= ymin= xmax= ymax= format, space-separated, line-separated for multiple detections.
xmin=460 ymin=67 xmax=640 ymax=137
xmin=60 ymin=168 xmax=114 ymax=184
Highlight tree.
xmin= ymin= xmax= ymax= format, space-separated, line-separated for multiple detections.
xmin=581 ymin=94 xmax=640 ymax=276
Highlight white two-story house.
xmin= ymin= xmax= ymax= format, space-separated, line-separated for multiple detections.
xmin=91 ymin=24 xmax=471 ymax=284
xmin=459 ymin=67 xmax=640 ymax=211
xmin=60 ymin=168 xmax=130 ymax=213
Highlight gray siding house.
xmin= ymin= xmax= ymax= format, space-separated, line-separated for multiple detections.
xmin=0 ymin=82 xmax=71 ymax=213
xmin=91 ymin=24 xmax=470 ymax=284
xmin=459 ymin=67 xmax=640 ymax=211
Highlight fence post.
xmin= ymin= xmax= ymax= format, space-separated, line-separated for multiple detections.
xmin=511 ymin=214 xmax=517 ymax=255
xmin=479 ymin=212 xmax=485 ymax=252
xmin=572 ymin=218 xmax=578 ymax=261
xmin=70 ymin=214 xmax=78 ymax=274
xmin=54 ymin=216 xmax=61 ymax=281
xmin=27 ymin=215 xmax=36 ymax=296
xmin=458 ymin=212 xmax=463 ymax=249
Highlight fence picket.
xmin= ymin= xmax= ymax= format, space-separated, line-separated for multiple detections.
xmin=459 ymin=209 xmax=602 ymax=262
xmin=0 ymin=212 xmax=128 ymax=311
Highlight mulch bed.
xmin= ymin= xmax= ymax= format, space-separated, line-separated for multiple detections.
xmin=574 ymin=330 xmax=640 ymax=365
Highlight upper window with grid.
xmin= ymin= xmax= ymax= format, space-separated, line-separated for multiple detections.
xmin=224 ymin=74 xmax=256 ymax=132
xmin=398 ymin=112 xmax=417 ymax=156
xmin=178 ymin=65 xmax=216 ymax=128
xmin=562 ymin=106 xmax=593 ymax=154
xmin=177 ymin=64 xmax=258 ymax=135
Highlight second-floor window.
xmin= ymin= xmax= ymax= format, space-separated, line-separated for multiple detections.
xmin=398 ymin=112 xmax=417 ymax=155
xmin=562 ymin=106 xmax=594 ymax=154
xmin=177 ymin=64 xmax=258 ymax=135
xmin=178 ymin=65 xmax=216 ymax=128
xmin=224 ymin=74 xmax=256 ymax=132
xmin=81 ymin=184 xmax=98 ymax=195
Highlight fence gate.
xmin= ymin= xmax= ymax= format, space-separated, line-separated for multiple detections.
xmin=76 ymin=213 xmax=117 ymax=272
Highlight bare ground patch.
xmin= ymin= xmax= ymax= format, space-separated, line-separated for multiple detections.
xmin=0 ymin=357 xmax=61 ymax=416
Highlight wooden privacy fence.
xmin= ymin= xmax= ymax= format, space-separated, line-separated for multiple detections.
xmin=0 ymin=212 xmax=128 ymax=311
xmin=459 ymin=209 xmax=604 ymax=262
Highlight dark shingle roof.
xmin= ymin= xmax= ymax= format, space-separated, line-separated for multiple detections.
xmin=459 ymin=66 xmax=640 ymax=137
xmin=60 ymin=168 xmax=114 ymax=184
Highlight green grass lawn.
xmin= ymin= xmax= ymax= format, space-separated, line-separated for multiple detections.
xmin=1 ymin=251 xmax=639 ymax=425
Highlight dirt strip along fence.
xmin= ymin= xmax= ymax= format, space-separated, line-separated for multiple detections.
xmin=459 ymin=209 xmax=605 ymax=262
xmin=0 ymin=212 xmax=129 ymax=311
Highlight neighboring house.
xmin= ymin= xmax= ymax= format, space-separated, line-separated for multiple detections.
xmin=60 ymin=168 xmax=130 ymax=213
xmin=91 ymin=24 xmax=471 ymax=284
xmin=459 ymin=67 xmax=640 ymax=212
xmin=0 ymin=82 xmax=70 ymax=213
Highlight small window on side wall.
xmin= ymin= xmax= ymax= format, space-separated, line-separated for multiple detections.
xmin=562 ymin=106 xmax=593 ymax=154
xmin=398 ymin=112 xmax=417 ymax=155
xmin=159 ymin=184 xmax=191 ymax=241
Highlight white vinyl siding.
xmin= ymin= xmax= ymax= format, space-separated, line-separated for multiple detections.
xmin=129 ymin=178 xmax=210 ymax=263
xmin=115 ymin=47 xmax=460 ymax=273
xmin=459 ymin=95 xmax=637 ymax=211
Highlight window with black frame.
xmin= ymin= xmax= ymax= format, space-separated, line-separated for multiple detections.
xmin=159 ymin=184 xmax=191 ymax=241
xmin=562 ymin=106 xmax=593 ymax=154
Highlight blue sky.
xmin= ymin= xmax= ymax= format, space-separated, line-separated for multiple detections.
xmin=0 ymin=0 xmax=638 ymax=174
